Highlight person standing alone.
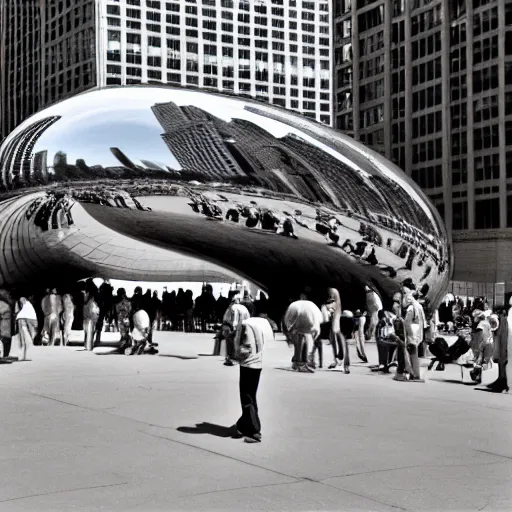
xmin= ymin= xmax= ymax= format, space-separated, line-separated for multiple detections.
xmin=232 ymin=316 xmax=274 ymax=443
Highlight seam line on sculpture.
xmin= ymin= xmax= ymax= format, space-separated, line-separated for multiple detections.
xmin=0 ymin=482 xmax=128 ymax=504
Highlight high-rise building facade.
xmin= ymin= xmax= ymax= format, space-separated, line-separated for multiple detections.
xmin=334 ymin=0 xmax=512 ymax=304
xmin=0 ymin=0 xmax=96 ymax=144
xmin=0 ymin=0 xmax=333 ymax=143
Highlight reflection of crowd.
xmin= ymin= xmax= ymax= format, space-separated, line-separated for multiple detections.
xmin=186 ymin=191 xmax=446 ymax=287
xmin=30 ymin=192 xmax=74 ymax=231
xmin=70 ymin=189 xmax=150 ymax=211
xmin=188 ymin=193 xmax=300 ymax=240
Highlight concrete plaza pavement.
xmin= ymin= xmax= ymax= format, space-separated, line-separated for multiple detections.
xmin=0 ymin=332 xmax=511 ymax=512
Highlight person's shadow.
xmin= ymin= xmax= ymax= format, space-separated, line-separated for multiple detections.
xmin=177 ymin=422 xmax=236 ymax=438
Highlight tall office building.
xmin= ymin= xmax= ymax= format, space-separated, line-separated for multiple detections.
xmin=0 ymin=0 xmax=333 ymax=143
xmin=0 ymin=0 xmax=96 ymax=143
xmin=334 ymin=0 xmax=512 ymax=304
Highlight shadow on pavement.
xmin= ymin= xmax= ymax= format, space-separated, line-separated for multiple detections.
xmin=177 ymin=422 xmax=235 ymax=438
xmin=428 ymin=378 xmax=477 ymax=386
xmin=159 ymin=354 xmax=199 ymax=360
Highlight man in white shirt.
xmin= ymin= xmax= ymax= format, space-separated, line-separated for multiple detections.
xmin=232 ymin=317 xmax=274 ymax=443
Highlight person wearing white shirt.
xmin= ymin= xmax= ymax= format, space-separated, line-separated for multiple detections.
xmin=16 ymin=297 xmax=37 ymax=361
xmin=232 ymin=317 xmax=274 ymax=443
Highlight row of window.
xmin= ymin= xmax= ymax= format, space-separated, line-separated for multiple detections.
xmin=109 ymin=32 xmax=329 ymax=55
xmin=411 ymin=164 xmax=443 ymax=190
xmin=109 ymin=5 xmax=329 ymax=26
xmin=412 ymin=32 xmax=441 ymax=60
xmin=412 ymin=110 xmax=442 ymax=139
xmin=360 ymin=104 xmax=383 ymax=129
xmin=475 ymin=153 xmax=500 ymax=182
xmin=412 ymin=57 xmax=441 ymax=86
xmin=359 ymin=128 xmax=384 ymax=146
xmin=411 ymin=5 xmax=442 ymax=36
xmin=412 ymin=138 xmax=442 ymax=164
xmin=474 ymin=35 xmax=499 ymax=65
xmin=359 ymin=79 xmax=384 ymax=103
xmin=412 ymin=84 xmax=442 ymax=111
xmin=473 ymin=7 xmax=498 ymax=37
xmin=358 ymin=54 xmax=384 ymax=80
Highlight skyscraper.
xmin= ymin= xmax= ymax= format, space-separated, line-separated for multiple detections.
xmin=0 ymin=0 xmax=333 ymax=143
xmin=0 ymin=0 xmax=96 ymax=143
xmin=334 ymin=0 xmax=512 ymax=304
xmin=0 ymin=116 xmax=61 ymax=190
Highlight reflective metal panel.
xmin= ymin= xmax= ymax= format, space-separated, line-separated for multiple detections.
xmin=0 ymin=86 xmax=451 ymax=310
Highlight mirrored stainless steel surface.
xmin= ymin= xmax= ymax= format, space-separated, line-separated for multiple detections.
xmin=0 ymin=86 xmax=451 ymax=310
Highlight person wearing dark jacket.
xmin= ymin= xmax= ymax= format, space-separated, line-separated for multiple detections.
xmin=240 ymin=290 xmax=256 ymax=317
xmin=485 ymin=308 xmax=510 ymax=393
xmin=96 ymin=279 xmax=114 ymax=344
xmin=131 ymin=287 xmax=144 ymax=330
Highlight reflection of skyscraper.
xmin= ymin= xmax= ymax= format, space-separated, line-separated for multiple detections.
xmin=152 ymin=102 xmax=245 ymax=179
xmin=110 ymin=147 xmax=137 ymax=170
xmin=140 ymin=160 xmax=166 ymax=171
xmin=33 ymin=150 xmax=48 ymax=183
xmin=54 ymin=151 xmax=68 ymax=167
xmin=0 ymin=116 xmax=61 ymax=189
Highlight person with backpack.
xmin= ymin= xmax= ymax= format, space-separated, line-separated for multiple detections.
xmin=232 ymin=317 xmax=274 ymax=443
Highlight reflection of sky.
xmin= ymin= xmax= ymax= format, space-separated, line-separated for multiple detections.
xmin=37 ymin=108 xmax=181 ymax=169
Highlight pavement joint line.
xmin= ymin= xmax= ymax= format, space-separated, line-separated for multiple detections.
xmin=0 ymin=482 xmax=129 ymax=504
xmin=474 ymin=449 xmax=512 ymax=461
xmin=138 ymin=429 xmax=305 ymax=482
xmin=319 ymin=459 xmax=508 ymax=482
xmin=184 ymin=479 xmax=305 ymax=499
xmin=139 ymin=431 xmax=409 ymax=512
xmin=315 ymin=480 xmax=409 ymax=511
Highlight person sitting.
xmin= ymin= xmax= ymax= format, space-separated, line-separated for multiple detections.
xmin=125 ymin=309 xmax=155 ymax=355
xmin=427 ymin=335 xmax=471 ymax=371
xmin=374 ymin=310 xmax=396 ymax=373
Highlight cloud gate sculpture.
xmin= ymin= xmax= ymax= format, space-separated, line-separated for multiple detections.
xmin=0 ymin=86 xmax=451 ymax=313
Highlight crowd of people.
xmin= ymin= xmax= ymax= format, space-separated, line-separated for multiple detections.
xmin=1 ymin=279 xmax=510 ymax=445
xmin=0 ymin=282 xmax=276 ymax=360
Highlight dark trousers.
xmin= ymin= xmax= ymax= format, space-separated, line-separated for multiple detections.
xmin=236 ymin=366 xmax=262 ymax=437
xmin=1 ymin=336 xmax=11 ymax=357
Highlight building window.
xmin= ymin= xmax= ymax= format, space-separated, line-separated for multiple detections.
xmin=475 ymin=198 xmax=500 ymax=229
xmin=127 ymin=67 xmax=142 ymax=77
xmin=452 ymin=201 xmax=468 ymax=230
xmin=126 ymin=9 xmax=141 ymax=19
xmin=473 ymin=65 xmax=499 ymax=94
xmin=148 ymin=69 xmax=162 ymax=80
xmin=167 ymin=72 xmax=181 ymax=83
xmin=107 ymin=5 xmax=121 ymax=15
